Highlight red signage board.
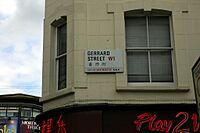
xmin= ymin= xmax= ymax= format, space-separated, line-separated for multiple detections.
xmin=36 ymin=105 xmax=199 ymax=133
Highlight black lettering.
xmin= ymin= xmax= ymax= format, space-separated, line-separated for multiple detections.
xmin=87 ymin=51 xmax=91 ymax=55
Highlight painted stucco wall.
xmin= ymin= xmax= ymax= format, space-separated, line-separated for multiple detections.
xmin=41 ymin=0 xmax=200 ymax=111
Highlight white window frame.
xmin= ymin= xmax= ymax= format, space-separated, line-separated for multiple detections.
xmin=125 ymin=11 xmax=176 ymax=84
xmin=52 ymin=16 xmax=67 ymax=91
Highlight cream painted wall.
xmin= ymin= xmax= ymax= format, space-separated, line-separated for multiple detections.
xmin=42 ymin=0 xmax=200 ymax=111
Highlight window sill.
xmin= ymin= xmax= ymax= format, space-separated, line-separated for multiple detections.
xmin=40 ymin=88 xmax=74 ymax=103
xmin=116 ymin=85 xmax=190 ymax=92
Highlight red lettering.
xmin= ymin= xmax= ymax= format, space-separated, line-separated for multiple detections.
xmin=57 ymin=115 xmax=67 ymax=133
xmin=154 ymin=120 xmax=165 ymax=132
xmin=172 ymin=112 xmax=189 ymax=133
xmin=134 ymin=113 xmax=173 ymax=133
xmin=163 ymin=120 xmax=173 ymax=133
xmin=41 ymin=121 xmax=47 ymax=133
xmin=134 ymin=112 xmax=199 ymax=133
xmin=46 ymin=118 xmax=53 ymax=133
xmin=191 ymin=113 xmax=200 ymax=132
xmin=134 ymin=113 xmax=152 ymax=131
xmin=149 ymin=115 xmax=156 ymax=131
xmin=41 ymin=118 xmax=53 ymax=133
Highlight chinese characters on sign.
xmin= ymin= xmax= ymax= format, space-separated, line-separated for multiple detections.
xmin=57 ymin=115 xmax=67 ymax=133
xmin=41 ymin=114 xmax=67 ymax=133
xmin=85 ymin=50 xmax=123 ymax=72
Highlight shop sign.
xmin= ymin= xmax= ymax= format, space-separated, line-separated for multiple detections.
xmin=20 ymin=120 xmax=40 ymax=133
xmin=85 ymin=50 xmax=123 ymax=72
xmin=0 ymin=119 xmax=18 ymax=133
xmin=41 ymin=114 xmax=67 ymax=133
xmin=134 ymin=112 xmax=200 ymax=133
xmin=37 ymin=108 xmax=199 ymax=133
xmin=192 ymin=57 xmax=200 ymax=117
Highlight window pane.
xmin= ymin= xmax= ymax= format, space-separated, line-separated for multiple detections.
xmin=58 ymin=56 xmax=66 ymax=90
xmin=150 ymin=51 xmax=173 ymax=82
xmin=7 ymin=108 xmax=19 ymax=117
xmin=21 ymin=108 xmax=32 ymax=117
xmin=57 ymin=23 xmax=66 ymax=56
xmin=149 ymin=16 xmax=170 ymax=47
xmin=0 ymin=108 xmax=6 ymax=116
xmin=125 ymin=17 xmax=147 ymax=47
xmin=127 ymin=51 xmax=149 ymax=82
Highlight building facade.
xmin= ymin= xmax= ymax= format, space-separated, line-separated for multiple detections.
xmin=36 ymin=0 xmax=200 ymax=132
xmin=192 ymin=56 xmax=200 ymax=119
xmin=0 ymin=93 xmax=42 ymax=133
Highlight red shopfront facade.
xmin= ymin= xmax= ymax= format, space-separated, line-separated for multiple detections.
xmin=35 ymin=104 xmax=199 ymax=133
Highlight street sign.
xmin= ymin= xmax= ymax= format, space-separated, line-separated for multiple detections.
xmin=85 ymin=50 xmax=123 ymax=73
